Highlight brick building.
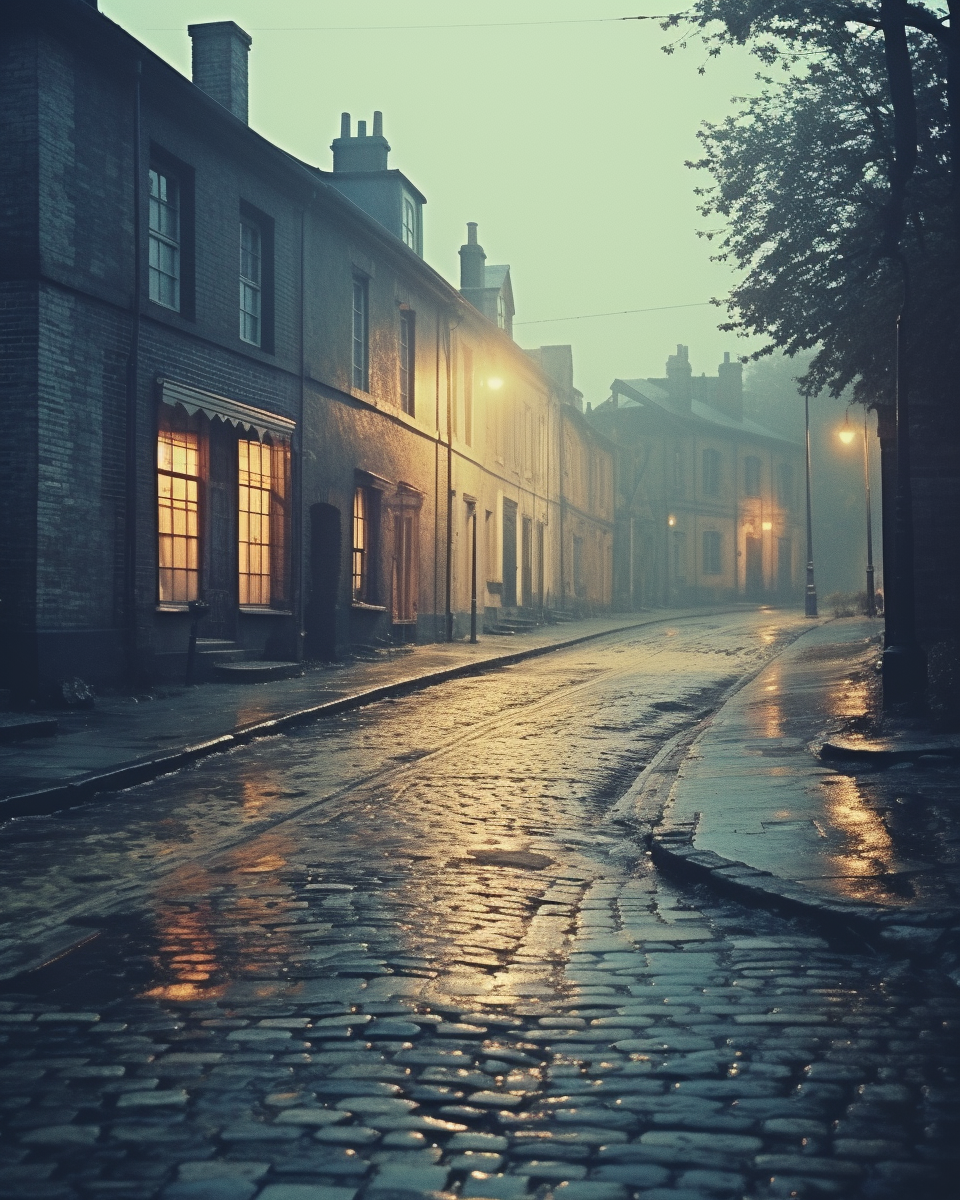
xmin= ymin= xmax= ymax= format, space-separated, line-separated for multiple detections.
xmin=0 ymin=0 xmax=613 ymax=698
xmin=589 ymin=346 xmax=806 ymax=608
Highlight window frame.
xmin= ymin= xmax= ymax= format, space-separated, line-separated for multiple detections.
xmin=156 ymin=415 xmax=204 ymax=606
xmin=744 ymin=455 xmax=762 ymax=498
xmin=148 ymin=147 xmax=195 ymax=319
xmin=702 ymin=529 xmax=723 ymax=575
xmin=399 ymin=309 xmax=415 ymax=416
xmin=352 ymin=275 xmax=370 ymax=392
xmin=148 ymin=166 xmax=181 ymax=312
xmin=352 ymin=485 xmax=378 ymax=604
xmin=239 ymin=216 xmax=262 ymax=347
xmin=702 ymin=447 xmax=722 ymax=498
xmin=401 ymin=192 xmax=420 ymax=253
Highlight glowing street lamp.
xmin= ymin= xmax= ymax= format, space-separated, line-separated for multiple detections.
xmin=837 ymin=410 xmax=876 ymax=618
xmin=487 ymin=376 xmax=504 ymax=391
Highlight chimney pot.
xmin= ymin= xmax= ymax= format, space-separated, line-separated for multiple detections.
xmin=358 ymin=120 xmax=367 ymax=137
xmin=459 ymin=223 xmax=486 ymax=292
xmin=373 ymin=110 xmax=383 ymax=136
xmin=188 ymin=20 xmax=252 ymax=124
xmin=724 ymin=352 xmax=730 ymax=363
xmin=340 ymin=112 xmax=350 ymax=138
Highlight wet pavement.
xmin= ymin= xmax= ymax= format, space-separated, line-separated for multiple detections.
xmin=0 ymin=614 xmax=668 ymax=807
xmin=0 ymin=611 xmax=958 ymax=1199
xmin=660 ymin=619 xmax=960 ymax=929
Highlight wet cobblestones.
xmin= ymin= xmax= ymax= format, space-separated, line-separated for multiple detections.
xmin=0 ymin=614 xmax=957 ymax=1198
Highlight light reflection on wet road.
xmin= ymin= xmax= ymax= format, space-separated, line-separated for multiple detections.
xmin=0 ymin=611 xmax=957 ymax=1199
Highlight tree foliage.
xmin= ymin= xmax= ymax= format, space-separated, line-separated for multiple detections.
xmin=671 ymin=2 xmax=960 ymax=404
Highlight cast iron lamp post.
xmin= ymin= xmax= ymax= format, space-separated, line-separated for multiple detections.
xmin=838 ymin=411 xmax=877 ymax=618
xmin=804 ymin=396 xmax=818 ymax=617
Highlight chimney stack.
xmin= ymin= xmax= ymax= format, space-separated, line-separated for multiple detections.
xmin=459 ymin=223 xmax=486 ymax=291
xmin=332 ymin=112 xmax=391 ymax=173
xmin=666 ymin=344 xmax=693 ymax=412
xmin=188 ymin=21 xmax=252 ymax=124
xmin=715 ymin=351 xmax=744 ymax=422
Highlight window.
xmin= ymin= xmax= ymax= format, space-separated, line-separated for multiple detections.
xmin=352 ymin=487 xmax=375 ymax=602
xmin=573 ymin=535 xmax=584 ymax=598
xmin=703 ymin=530 xmax=722 ymax=575
xmin=463 ymin=345 xmax=474 ymax=446
xmin=149 ymin=168 xmax=180 ymax=310
xmin=392 ymin=507 xmax=419 ymax=623
xmin=744 ymin=455 xmax=762 ymax=498
xmin=702 ymin=447 xmax=721 ymax=497
xmin=399 ymin=310 xmax=415 ymax=415
xmin=157 ymin=427 xmax=200 ymax=602
xmin=238 ymin=440 xmax=272 ymax=606
xmin=496 ymin=291 xmax=506 ymax=330
xmin=352 ymin=277 xmax=369 ymax=390
xmin=776 ymin=461 xmax=795 ymax=508
xmin=401 ymin=194 xmax=418 ymax=251
xmin=673 ymin=445 xmax=684 ymax=495
xmin=239 ymin=218 xmax=262 ymax=346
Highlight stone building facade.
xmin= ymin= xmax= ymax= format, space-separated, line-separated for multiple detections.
xmin=589 ymin=347 xmax=805 ymax=608
xmin=0 ymin=0 xmax=613 ymax=698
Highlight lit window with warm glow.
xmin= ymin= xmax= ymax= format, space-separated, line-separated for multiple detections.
xmin=353 ymin=487 xmax=369 ymax=602
xmin=238 ymin=439 xmax=272 ymax=606
xmin=157 ymin=428 xmax=200 ymax=603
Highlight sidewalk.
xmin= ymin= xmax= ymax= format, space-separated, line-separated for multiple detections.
xmin=0 ymin=610 xmax=708 ymax=821
xmin=650 ymin=617 xmax=960 ymax=964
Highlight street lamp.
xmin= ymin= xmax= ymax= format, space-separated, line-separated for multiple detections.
xmin=804 ymin=395 xmax=818 ymax=617
xmin=837 ymin=411 xmax=876 ymax=618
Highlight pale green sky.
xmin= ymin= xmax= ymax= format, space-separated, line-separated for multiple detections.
xmin=102 ymin=0 xmax=761 ymax=402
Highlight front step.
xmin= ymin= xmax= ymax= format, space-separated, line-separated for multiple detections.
xmin=213 ymin=660 xmax=303 ymax=683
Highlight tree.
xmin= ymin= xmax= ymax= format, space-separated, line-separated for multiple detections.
xmin=671 ymin=1 xmax=960 ymax=673
xmin=689 ymin=29 xmax=959 ymax=405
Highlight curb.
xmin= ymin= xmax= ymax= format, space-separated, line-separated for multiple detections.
xmin=0 ymin=608 xmax=753 ymax=823
xmin=633 ymin=641 xmax=960 ymax=969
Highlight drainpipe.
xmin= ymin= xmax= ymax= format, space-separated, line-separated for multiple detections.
xmin=293 ymin=204 xmax=308 ymax=661
xmin=444 ymin=318 xmax=454 ymax=641
xmin=124 ymin=60 xmax=142 ymax=686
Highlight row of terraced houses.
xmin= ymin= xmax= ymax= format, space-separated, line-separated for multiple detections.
xmin=1 ymin=0 xmax=805 ymax=699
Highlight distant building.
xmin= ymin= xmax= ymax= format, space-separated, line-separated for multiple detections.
xmin=0 ymin=0 xmax=612 ymax=698
xmin=589 ymin=347 xmax=805 ymax=608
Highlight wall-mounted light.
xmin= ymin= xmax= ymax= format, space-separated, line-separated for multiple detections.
xmin=762 ymin=521 xmax=773 ymax=531
xmin=487 ymin=377 xmax=504 ymax=391
xmin=667 ymin=514 xmax=676 ymax=527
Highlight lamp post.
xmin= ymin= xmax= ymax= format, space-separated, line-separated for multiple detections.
xmin=838 ymin=411 xmax=877 ymax=618
xmin=804 ymin=395 xmax=818 ymax=617
xmin=466 ymin=498 xmax=478 ymax=644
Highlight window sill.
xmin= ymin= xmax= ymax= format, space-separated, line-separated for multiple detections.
xmin=156 ymin=603 xmax=191 ymax=613
xmin=351 ymin=602 xmax=387 ymax=613
xmin=239 ymin=606 xmax=293 ymax=616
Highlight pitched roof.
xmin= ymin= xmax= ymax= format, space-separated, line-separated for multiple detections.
xmin=608 ymin=378 xmax=800 ymax=447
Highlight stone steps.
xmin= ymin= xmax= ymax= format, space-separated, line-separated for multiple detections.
xmin=212 ymin=660 xmax=303 ymax=683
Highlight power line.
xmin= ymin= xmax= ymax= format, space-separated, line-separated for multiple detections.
xmin=514 ymin=301 xmax=715 ymax=327
xmin=134 ymin=15 xmax=663 ymax=33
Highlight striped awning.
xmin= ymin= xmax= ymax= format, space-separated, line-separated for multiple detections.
xmin=158 ymin=377 xmax=296 ymax=441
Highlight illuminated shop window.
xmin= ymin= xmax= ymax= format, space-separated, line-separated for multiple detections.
xmin=157 ymin=428 xmax=199 ymax=602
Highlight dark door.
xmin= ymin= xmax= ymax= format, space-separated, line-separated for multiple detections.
xmin=745 ymin=535 xmax=762 ymax=599
xmin=502 ymin=499 xmax=517 ymax=607
xmin=536 ymin=522 xmax=545 ymax=609
xmin=304 ymin=502 xmax=341 ymax=659
xmin=777 ymin=537 xmax=793 ymax=594
xmin=521 ymin=516 xmax=533 ymax=608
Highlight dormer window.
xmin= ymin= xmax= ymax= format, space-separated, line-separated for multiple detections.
xmin=401 ymin=193 xmax=419 ymax=253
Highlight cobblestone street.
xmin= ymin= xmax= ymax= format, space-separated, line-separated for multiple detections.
xmin=0 ymin=613 xmax=957 ymax=1200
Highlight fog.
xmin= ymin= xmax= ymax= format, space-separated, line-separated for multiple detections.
xmin=102 ymin=0 xmax=878 ymax=598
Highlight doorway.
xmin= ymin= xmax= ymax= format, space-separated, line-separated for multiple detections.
xmin=745 ymin=535 xmax=762 ymax=599
xmin=502 ymin=499 xmax=517 ymax=607
xmin=521 ymin=516 xmax=533 ymax=608
xmin=304 ymin=502 xmax=341 ymax=659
